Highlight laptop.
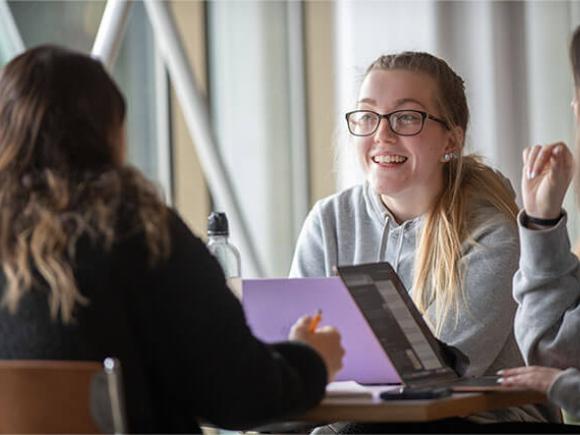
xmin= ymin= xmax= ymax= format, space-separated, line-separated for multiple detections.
xmin=242 ymin=277 xmax=401 ymax=384
xmin=336 ymin=262 xmax=500 ymax=391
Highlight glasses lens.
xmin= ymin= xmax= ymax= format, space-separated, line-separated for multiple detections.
xmin=391 ymin=111 xmax=424 ymax=135
xmin=347 ymin=111 xmax=379 ymax=136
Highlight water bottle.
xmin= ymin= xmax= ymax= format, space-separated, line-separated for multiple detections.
xmin=207 ymin=211 xmax=241 ymax=279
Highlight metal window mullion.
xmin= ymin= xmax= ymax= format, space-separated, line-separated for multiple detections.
xmin=91 ymin=0 xmax=132 ymax=69
xmin=286 ymin=0 xmax=310 ymax=237
xmin=154 ymin=43 xmax=173 ymax=205
xmin=0 ymin=0 xmax=25 ymax=59
xmin=143 ymin=0 xmax=265 ymax=277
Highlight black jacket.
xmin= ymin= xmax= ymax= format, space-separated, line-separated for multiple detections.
xmin=0 ymin=209 xmax=327 ymax=433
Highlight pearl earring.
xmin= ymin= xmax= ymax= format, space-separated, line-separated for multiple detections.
xmin=441 ymin=152 xmax=457 ymax=163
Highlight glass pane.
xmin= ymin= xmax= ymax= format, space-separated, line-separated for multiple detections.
xmin=9 ymin=0 xmax=104 ymax=52
xmin=0 ymin=1 xmax=23 ymax=66
xmin=208 ymin=1 xmax=303 ymax=277
xmin=111 ymin=1 xmax=160 ymax=183
xmin=5 ymin=0 xmax=163 ymax=186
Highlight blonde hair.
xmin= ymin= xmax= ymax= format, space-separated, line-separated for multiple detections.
xmin=367 ymin=53 xmax=518 ymax=333
xmin=0 ymin=46 xmax=169 ymax=323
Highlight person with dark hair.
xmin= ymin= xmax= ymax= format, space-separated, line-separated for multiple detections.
xmin=499 ymin=26 xmax=580 ymax=421
xmin=0 ymin=45 xmax=345 ymax=433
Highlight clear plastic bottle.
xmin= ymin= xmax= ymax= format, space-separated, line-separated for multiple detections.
xmin=207 ymin=211 xmax=241 ymax=279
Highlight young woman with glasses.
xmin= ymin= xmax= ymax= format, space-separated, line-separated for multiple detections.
xmin=290 ymin=52 xmax=558 ymax=426
xmin=498 ymin=26 xmax=580 ymax=422
xmin=0 ymin=45 xmax=345 ymax=433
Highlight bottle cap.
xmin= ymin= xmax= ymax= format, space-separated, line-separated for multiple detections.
xmin=208 ymin=211 xmax=229 ymax=236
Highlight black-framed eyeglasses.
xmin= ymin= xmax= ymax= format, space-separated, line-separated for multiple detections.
xmin=345 ymin=109 xmax=449 ymax=137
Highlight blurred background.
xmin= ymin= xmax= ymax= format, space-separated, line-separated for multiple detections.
xmin=0 ymin=0 xmax=577 ymax=278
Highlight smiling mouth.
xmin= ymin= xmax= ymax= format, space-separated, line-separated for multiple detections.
xmin=372 ymin=155 xmax=408 ymax=165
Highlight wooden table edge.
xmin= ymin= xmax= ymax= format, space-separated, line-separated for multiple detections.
xmin=299 ymin=390 xmax=547 ymax=422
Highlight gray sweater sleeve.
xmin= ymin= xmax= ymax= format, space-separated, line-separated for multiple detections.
xmin=548 ymin=368 xmax=580 ymax=419
xmin=513 ymin=210 xmax=580 ymax=369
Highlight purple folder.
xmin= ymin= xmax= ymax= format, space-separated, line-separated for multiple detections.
xmin=242 ymin=277 xmax=401 ymax=384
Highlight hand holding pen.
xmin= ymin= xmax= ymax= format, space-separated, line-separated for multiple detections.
xmin=289 ymin=309 xmax=345 ymax=383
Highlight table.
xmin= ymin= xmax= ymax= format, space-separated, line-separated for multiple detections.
xmin=299 ymin=389 xmax=547 ymax=422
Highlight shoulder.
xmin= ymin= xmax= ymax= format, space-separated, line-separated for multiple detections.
xmin=117 ymin=206 xmax=206 ymax=259
xmin=315 ymin=184 xmax=365 ymax=207
xmin=463 ymin=203 xmax=519 ymax=258
xmin=165 ymin=208 xmax=208 ymax=253
xmin=311 ymin=184 xmax=369 ymax=219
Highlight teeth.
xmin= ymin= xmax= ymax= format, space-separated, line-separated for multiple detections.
xmin=373 ymin=155 xmax=407 ymax=164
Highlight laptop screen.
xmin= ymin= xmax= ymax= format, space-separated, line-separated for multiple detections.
xmin=337 ymin=262 xmax=458 ymax=384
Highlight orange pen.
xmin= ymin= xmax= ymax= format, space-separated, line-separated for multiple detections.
xmin=308 ymin=309 xmax=322 ymax=333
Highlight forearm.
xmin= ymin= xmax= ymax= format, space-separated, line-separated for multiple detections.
xmin=514 ymin=211 xmax=580 ymax=367
xmin=203 ymin=342 xmax=327 ymax=430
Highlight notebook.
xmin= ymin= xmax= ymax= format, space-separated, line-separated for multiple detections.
xmin=242 ymin=277 xmax=401 ymax=384
xmin=336 ymin=262 xmax=500 ymax=391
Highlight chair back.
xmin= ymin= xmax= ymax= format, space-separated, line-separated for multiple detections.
xmin=0 ymin=358 xmax=126 ymax=434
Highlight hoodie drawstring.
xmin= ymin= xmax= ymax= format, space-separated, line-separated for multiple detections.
xmin=377 ymin=215 xmax=390 ymax=261
xmin=376 ymin=217 xmax=408 ymax=273
xmin=393 ymin=221 xmax=408 ymax=272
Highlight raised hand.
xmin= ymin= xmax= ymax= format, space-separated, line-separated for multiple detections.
xmin=289 ymin=315 xmax=345 ymax=383
xmin=522 ymin=143 xmax=574 ymax=220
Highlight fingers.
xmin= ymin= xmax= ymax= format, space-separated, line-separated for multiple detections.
xmin=318 ymin=325 xmax=337 ymax=334
xmin=522 ymin=145 xmax=531 ymax=164
xmin=527 ymin=144 xmax=558 ymax=179
xmin=553 ymin=143 xmax=575 ymax=182
xmin=292 ymin=315 xmax=312 ymax=332
xmin=498 ymin=373 xmax=550 ymax=393
xmin=497 ymin=372 xmax=538 ymax=391
xmin=498 ymin=374 xmax=536 ymax=389
xmin=496 ymin=366 xmax=562 ymax=394
xmin=288 ymin=315 xmax=313 ymax=340
xmin=524 ymin=145 xmax=542 ymax=179
xmin=497 ymin=366 xmax=542 ymax=376
xmin=526 ymin=142 xmax=571 ymax=180
xmin=531 ymin=146 xmax=554 ymax=179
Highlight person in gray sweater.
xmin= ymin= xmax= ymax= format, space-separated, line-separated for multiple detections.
xmin=291 ymin=51 xmax=557 ymax=424
xmin=499 ymin=26 xmax=580 ymax=421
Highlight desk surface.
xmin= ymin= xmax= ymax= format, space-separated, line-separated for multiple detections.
xmin=300 ymin=390 xmax=546 ymax=422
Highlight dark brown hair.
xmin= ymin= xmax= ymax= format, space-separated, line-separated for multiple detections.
xmin=0 ymin=45 xmax=126 ymax=175
xmin=0 ymin=45 xmax=169 ymax=322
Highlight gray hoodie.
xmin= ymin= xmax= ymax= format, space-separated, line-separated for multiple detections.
xmin=290 ymin=182 xmax=556 ymax=423
xmin=514 ymin=210 xmax=580 ymax=419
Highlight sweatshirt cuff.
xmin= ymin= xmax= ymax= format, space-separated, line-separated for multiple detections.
xmin=518 ymin=209 xmax=573 ymax=276
xmin=547 ymin=368 xmax=580 ymax=418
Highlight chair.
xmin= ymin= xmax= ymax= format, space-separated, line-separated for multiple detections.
xmin=0 ymin=358 xmax=127 ymax=434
